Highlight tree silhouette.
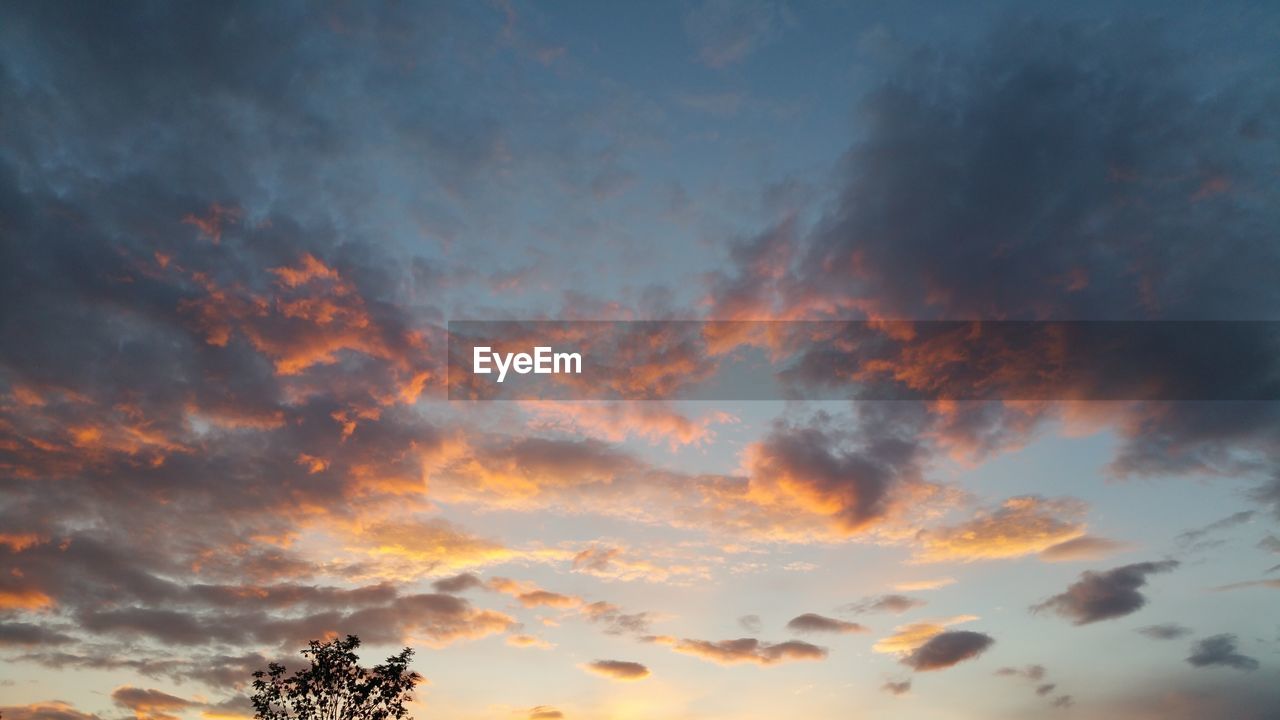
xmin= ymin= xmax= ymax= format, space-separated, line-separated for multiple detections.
xmin=251 ymin=635 xmax=421 ymax=720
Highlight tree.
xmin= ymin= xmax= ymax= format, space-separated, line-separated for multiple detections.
xmin=251 ymin=635 xmax=421 ymax=720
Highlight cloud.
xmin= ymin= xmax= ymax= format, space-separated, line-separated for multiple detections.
xmin=650 ymin=636 xmax=827 ymax=666
xmin=526 ymin=707 xmax=564 ymax=720
xmin=0 ymin=622 xmax=74 ymax=647
xmin=893 ymin=578 xmax=955 ymax=592
xmin=111 ymin=687 xmax=195 ymax=720
xmin=785 ymin=613 xmax=868 ymax=634
xmin=1211 ymin=579 xmax=1280 ymax=592
xmin=1177 ymin=511 xmax=1256 ymax=549
xmin=1259 ymin=535 xmax=1280 ymax=554
xmin=581 ymin=660 xmax=650 ymax=681
xmin=738 ymin=614 xmax=762 ymax=633
xmin=913 ymin=496 xmax=1087 ymax=563
xmin=683 ymin=0 xmax=790 ymax=68
xmin=580 ymin=601 xmax=653 ymax=636
xmin=995 ymin=665 xmax=1046 ymax=681
xmin=488 ymin=578 xmax=582 ymax=609
xmin=842 ymin=594 xmax=925 ymax=615
xmin=743 ymin=408 xmax=931 ymax=536
xmin=570 ymin=544 xmax=708 ymax=584
xmin=874 ymin=615 xmax=979 ymax=655
xmin=901 ymin=631 xmax=994 ymax=672
xmin=793 ymin=18 xmax=1280 ymax=323
xmin=1032 ymin=561 xmax=1179 ymax=625
xmin=507 ymin=634 xmax=554 ymax=650
xmin=881 ymin=680 xmax=911 ymax=696
xmin=433 ymin=573 xmax=485 ymax=594
xmin=522 ymin=401 xmax=736 ymax=449
xmin=0 ymin=703 xmax=103 ymax=720
xmin=1186 ymin=635 xmax=1259 ymax=671
xmin=1039 ymin=535 xmax=1131 ymax=562
xmin=1137 ymin=624 xmax=1194 ymax=640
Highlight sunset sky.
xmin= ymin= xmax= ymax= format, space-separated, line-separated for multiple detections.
xmin=2 ymin=2 xmax=1280 ymax=719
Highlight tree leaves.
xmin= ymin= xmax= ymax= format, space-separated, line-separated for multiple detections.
xmin=251 ymin=636 xmax=421 ymax=720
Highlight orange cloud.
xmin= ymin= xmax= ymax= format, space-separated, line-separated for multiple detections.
xmin=893 ymin=577 xmax=957 ymax=592
xmin=1039 ymin=535 xmax=1132 ymax=562
xmin=181 ymin=202 xmax=242 ymax=244
xmin=873 ymin=615 xmax=980 ymax=655
xmin=488 ymin=577 xmax=582 ymax=609
xmin=0 ymin=588 xmax=55 ymax=610
xmin=0 ymin=702 xmax=103 ymax=720
xmin=912 ymin=496 xmax=1087 ymax=563
xmin=507 ymin=634 xmax=555 ymax=649
xmin=522 ymin=401 xmax=737 ymax=448
xmin=0 ymin=533 xmax=44 ymax=552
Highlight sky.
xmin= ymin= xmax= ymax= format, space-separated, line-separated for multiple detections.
xmin=2 ymin=1 xmax=1280 ymax=719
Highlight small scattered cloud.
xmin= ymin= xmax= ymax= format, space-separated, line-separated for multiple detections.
xmin=995 ymin=665 xmax=1046 ymax=681
xmin=1137 ymin=623 xmax=1193 ymax=640
xmin=786 ymin=613 xmax=867 ymax=634
xmin=433 ymin=573 xmax=484 ymax=594
xmin=1259 ymin=535 xmax=1280 ymax=554
xmin=1186 ymin=634 xmax=1259 ymax=671
xmin=901 ymin=631 xmax=994 ymax=672
xmin=1211 ymin=579 xmax=1280 ymax=592
xmin=893 ymin=578 xmax=955 ymax=592
xmin=1177 ymin=511 xmax=1255 ymax=550
xmin=874 ymin=615 xmax=978 ymax=655
xmin=507 ymin=634 xmax=554 ymax=649
xmin=913 ymin=496 xmax=1088 ymax=563
xmin=581 ymin=660 xmax=651 ymax=681
xmin=1040 ymin=535 xmax=1131 ymax=562
xmin=881 ymin=679 xmax=911 ymax=696
xmin=738 ymin=614 xmax=762 ymax=633
xmin=648 ymin=635 xmax=827 ymax=666
xmin=842 ymin=594 xmax=925 ymax=615
xmin=1032 ymin=561 xmax=1178 ymax=625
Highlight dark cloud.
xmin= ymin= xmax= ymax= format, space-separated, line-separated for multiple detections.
xmin=785 ymin=613 xmax=868 ymax=634
xmin=1177 ymin=511 xmax=1256 ymax=548
xmin=1187 ymin=634 xmax=1260 ymax=671
xmin=799 ymin=18 xmax=1280 ymax=322
xmin=1259 ymin=535 xmax=1280 ymax=554
xmin=1138 ymin=623 xmax=1194 ymax=640
xmin=652 ymin=636 xmax=827 ymax=666
xmin=996 ymin=665 xmax=1073 ymax=708
xmin=881 ymin=679 xmax=911 ymax=696
xmin=1032 ymin=560 xmax=1179 ymax=625
xmin=1252 ymin=477 xmax=1280 ymax=521
xmin=995 ymin=664 xmax=1046 ymax=681
xmin=581 ymin=602 xmax=652 ymax=636
xmin=901 ymin=631 xmax=994 ymax=671
xmin=433 ymin=573 xmax=485 ymax=594
xmin=745 ymin=405 xmax=929 ymax=534
xmin=0 ymin=622 xmax=74 ymax=646
xmin=111 ymin=686 xmax=194 ymax=720
xmin=843 ymin=594 xmax=924 ymax=615
xmin=582 ymin=660 xmax=650 ymax=681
